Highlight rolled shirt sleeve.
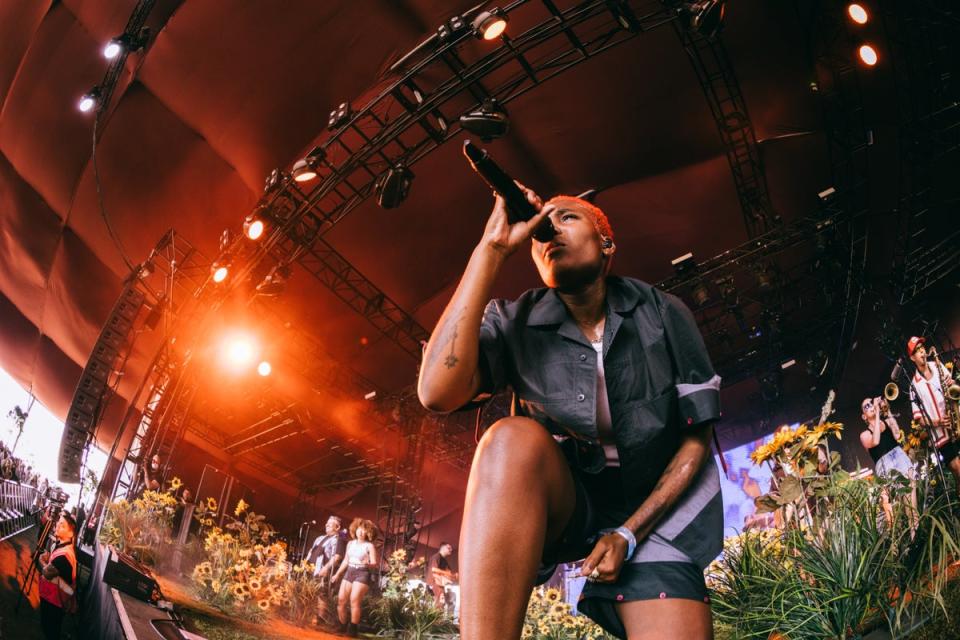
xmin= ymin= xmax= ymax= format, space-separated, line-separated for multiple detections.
xmin=659 ymin=291 xmax=721 ymax=427
xmin=476 ymin=299 xmax=508 ymax=396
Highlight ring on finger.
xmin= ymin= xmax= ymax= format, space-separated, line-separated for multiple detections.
xmin=589 ymin=568 xmax=600 ymax=580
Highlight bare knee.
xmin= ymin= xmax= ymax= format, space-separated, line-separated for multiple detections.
xmin=474 ymin=417 xmax=560 ymax=475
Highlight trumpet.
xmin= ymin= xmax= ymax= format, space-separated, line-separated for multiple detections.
xmin=884 ymin=381 xmax=899 ymax=403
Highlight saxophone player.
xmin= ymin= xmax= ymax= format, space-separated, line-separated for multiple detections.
xmin=907 ymin=336 xmax=960 ymax=491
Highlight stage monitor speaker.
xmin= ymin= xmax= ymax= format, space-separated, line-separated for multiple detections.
xmin=103 ymin=548 xmax=159 ymax=603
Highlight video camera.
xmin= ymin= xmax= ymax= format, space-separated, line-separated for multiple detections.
xmin=44 ymin=485 xmax=69 ymax=506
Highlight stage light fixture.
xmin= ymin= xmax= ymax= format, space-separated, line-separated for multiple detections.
xmin=211 ymin=265 xmax=229 ymax=283
xmin=103 ymin=38 xmax=124 ymax=60
xmin=257 ymin=361 xmax=272 ymax=377
xmin=691 ymin=280 xmax=710 ymax=307
xmin=243 ymin=215 xmax=265 ymax=240
xmin=102 ymin=29 xmax=148 ymax=60
xmin=77 ymin=87 xmax=100 ymax=113
xmin=255 ymin=264 xmax=291 ymax=297
xmin=605 ymin=0 xmax=642 ymax=32
xmin=460 ymin=98 xmax=510 ymax=142
xmin=328 ymin=102 xmax=352 ymax=130
xmin=472 ymin=9 xmax=507 ymax=40
xmin=292 ymin=158 xmax=318 ymax=183
xmin=858 ymin=44 xmax=878 ymax=66
xmin=264 ymin=168 xmax=284 ymax=193
xmin=847 ymin=3 xmax=869 ymax=24
xmin=376 ymin=164 xmax=414 ymax=209
xmin=670 ymin=252 xmax=696 ymax=275
xmin=438 ymin=15 xmax=468 ymax=41
xmin=682 ymin=1 xmax=726 ymax=39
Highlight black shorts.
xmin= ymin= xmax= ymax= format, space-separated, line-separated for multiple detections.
xmin=343 ymin=566 xmax=372 ymax=585
xmin=540 ymin=465 xmax=709 ymax=640
xmin=938 ymin=440 xmax=959 ymax=464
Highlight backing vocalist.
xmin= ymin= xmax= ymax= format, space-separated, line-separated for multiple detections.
xmin=418 ymin=186 xmax=722 ymax=639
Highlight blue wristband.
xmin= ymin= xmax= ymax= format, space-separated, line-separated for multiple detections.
xmin=601 ymin=526 xmax=637 ymax=561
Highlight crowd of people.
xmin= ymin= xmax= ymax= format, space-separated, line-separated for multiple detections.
xmin=0 ymin=437 xmax=48 ymax=490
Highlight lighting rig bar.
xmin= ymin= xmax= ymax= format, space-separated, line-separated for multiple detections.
xmin=671 ymin=19 xmax=779 ymax=238
xmin=248 ymin=0 xmax=682 ymax=361
xmin=879 ymin=0 xmax=960 ymax=303
xmin=807 ymin=0 xmax=872 ymax=387
xmin=89 ymin=0 xmax=156 ymax=119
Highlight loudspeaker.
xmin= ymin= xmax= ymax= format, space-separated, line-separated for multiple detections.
xmin=103 ymin=548 xmax=159 ymax=603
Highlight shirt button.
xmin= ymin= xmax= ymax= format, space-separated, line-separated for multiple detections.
xmin=579 ymin=354 xmax=587 ymax=361
xmin=577 ymin=393 xmax=586 ymax=402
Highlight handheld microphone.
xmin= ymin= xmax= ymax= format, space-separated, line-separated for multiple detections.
xmin=463 ymin=140 xmax=556 ymax=242
xmin=890 ymin=358 xmax=903 ymax=382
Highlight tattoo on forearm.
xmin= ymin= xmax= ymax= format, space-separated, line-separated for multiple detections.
xmin=427 ymin=308 xmax=464 ymax=370
xmin=444 ymin=321 xmax=460 ymax=369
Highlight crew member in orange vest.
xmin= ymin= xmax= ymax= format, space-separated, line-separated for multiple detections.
xmin=37 ymin=511 xmax=77 ymax=639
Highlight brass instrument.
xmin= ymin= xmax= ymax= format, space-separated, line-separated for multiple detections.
xmin=883 ymin=382 xmax=899 ymax=403
xmin=930 ymin=347 xmax=960 ymax=440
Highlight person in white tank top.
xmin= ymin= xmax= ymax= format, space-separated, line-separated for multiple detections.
xmin=332 ymin=518 xmax=379 ymax=636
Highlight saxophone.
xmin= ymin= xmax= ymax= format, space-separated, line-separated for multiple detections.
xmin=930 ymin=347 xmax=960 ymax=441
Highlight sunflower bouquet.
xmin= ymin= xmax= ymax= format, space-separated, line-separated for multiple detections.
xmin=189 ymin=499 xmax=289 ymax=621
xmin=750 ymin=422 xmax=844 ymax=523
xmin=99 ymin=482 xmax=180 ymax=564
xmin=521 ymin=587 xmax=615 ymax=640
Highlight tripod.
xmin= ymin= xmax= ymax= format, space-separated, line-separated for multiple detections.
xmin=14 ymin=505 xmax=58 ymax=614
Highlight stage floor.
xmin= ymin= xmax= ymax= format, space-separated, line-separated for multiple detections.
xmin=156 ymin=574 xmax=344 ymax=639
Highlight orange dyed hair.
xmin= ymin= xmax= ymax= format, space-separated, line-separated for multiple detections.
xmin=546 ymin=195 xmax=614 ymax=243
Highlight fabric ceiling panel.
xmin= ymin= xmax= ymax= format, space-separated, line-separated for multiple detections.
xmin=0 ymin=0 xmax=53 ymax=108
xmin=0 ymin=4 xmax=109 ymax=218
xmin=0 ymin=151 xmax=63 ymax=323
xmin=0 ymin=291 xmax=43 ymax=388
xmin=136 ymin=0 xmax=431 ymax=192
xmin=66 ymin=81 xmax=257 ymax=276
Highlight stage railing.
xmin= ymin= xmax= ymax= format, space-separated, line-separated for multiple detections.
xmin=0 ymin=479 xmax=40 ymax=541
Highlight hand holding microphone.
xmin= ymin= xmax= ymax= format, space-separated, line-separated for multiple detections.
xmin=463 ymin=140 xmax=556 ymax=254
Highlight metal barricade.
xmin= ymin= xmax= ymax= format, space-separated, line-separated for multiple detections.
xmin=0 ymin=479 xmax=41 ymax=541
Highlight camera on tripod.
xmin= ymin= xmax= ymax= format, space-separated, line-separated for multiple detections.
xmin=44 ymin=485 xmax=69 ymax=506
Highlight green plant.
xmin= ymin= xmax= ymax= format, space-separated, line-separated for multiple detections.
xmin=370 ymin=549 xmax=458 ymax=639
xmin=99 ymin=489 xmax=179 ymax=564
xmin=709 ymin=469 xmax=960 ymax=639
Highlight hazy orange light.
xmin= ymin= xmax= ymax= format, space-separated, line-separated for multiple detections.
xmin=257 ymin=361 xmax=272 ymax=377
xmin=847 ymin=4 xmax=869 ymax=24
xmin=221 ymin=333 xmax=259 ymax=370
xmin=858 ymin=44 xmax=878 ymax=66
xmin=212 ymin=266 xmax=229 ymax=283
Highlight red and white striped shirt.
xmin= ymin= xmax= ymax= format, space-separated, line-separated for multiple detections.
xmin=911 ymin=362 xmax=949 ymax=440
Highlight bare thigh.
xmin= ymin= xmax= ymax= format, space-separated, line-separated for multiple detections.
xmin=616 ymin=598 xmax=713 ymax=640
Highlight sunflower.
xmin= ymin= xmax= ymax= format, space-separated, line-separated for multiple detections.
xmin=544 ymin=587 xmax=562 ymax=603
xmin=206 ymin=496 xmax=218 ymax=511
xmin=249 ymin=578 xmax=262 ymax=591
xmin=232 ymin=583 xmax=246 ymax=597
xmin=521 ymin=625 xmax=533 ymax=639
xmin=170 ymin=476 xmax=182 ymax=491
xmin=234 ymin=498 xmax=249 ymax=516
xmin=257 ymin=599 xmax=270 ymax=610
xmin=549 ymin=602 xmax=570 ymax=618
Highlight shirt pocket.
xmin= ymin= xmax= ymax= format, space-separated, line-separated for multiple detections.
xmin=613 ymin=388 xmax=678 ymax=449
xmin=605 ymin=339 xmax=672 ymax=403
